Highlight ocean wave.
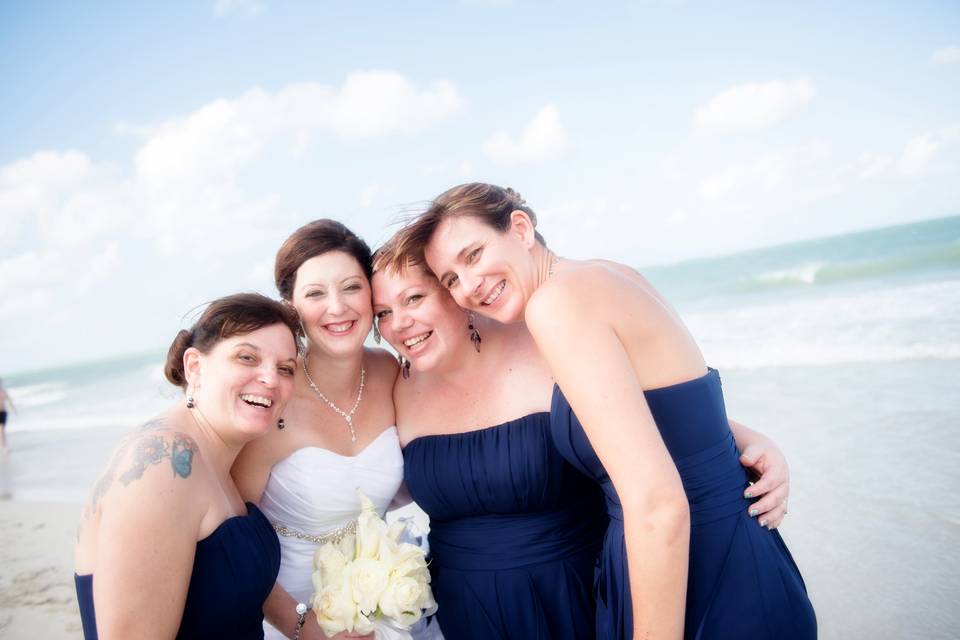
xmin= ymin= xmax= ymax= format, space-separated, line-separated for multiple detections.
xmin=7 ymin=381 xmax=70 ymax=408
xmin=684 ymin=279 xmax=960 ymax=369
xmin=736 ymin=242 xmax=960 ymax=293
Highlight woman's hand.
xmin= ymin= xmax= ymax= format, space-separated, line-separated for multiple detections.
xmin=738 ymin=437 xmax=790 ymax=529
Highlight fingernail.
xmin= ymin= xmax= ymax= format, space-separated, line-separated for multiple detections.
xmin=760 ymin=518 xmax=768 ymax=528
xmin=744 ymin=490 xmax=753 ymax=498
xmin=750 ymin=508 xmax=759 ymax=517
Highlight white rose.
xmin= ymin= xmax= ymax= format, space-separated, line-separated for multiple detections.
xmin=313 ymin=542 xmax=347 ymax=590
xmin=337 ymin=531 xmax=357 ymax=561
xmin=378 ymin=576 xmax=425 ymax=626
xmin=349 ymin=557 xmax=391 ymax=615
xmin=311 ymin=584 xmax=356 ymax=637
xmin=391 ymin=543 xmax=429 ymax=578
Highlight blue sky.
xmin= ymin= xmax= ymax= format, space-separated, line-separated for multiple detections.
xmin=1 ymin=0 xmax=958 ymax=370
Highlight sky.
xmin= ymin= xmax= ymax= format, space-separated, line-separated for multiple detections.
xmin=1 ymin=0 xmax=958 ymax=371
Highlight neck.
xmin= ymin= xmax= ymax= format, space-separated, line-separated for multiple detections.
xmin=531 ymin=243 xmax=558 ymax=292
xmin=302 ymin=347 xmax=364 ymax=398
xmin=173 ymin=405 xmax=243 ymax=476
xmin=429 ymin=315 xmax=504 ymax=386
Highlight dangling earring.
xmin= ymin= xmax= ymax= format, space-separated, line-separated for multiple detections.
xmin=372 ymin=320 xmax=381 ymax=344
xmin=467 ymin=312 xmax=482 ymax=352
xmin=277 ymin=418 xmax=286 ymax=430
xmin=398 ymin=356 xmax=411 ymax=380
xmin=186 ymin=386 xmax=195 ymax=409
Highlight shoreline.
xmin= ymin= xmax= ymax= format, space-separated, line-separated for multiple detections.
xmin=0 ymin=498 xmax=83 ymax=638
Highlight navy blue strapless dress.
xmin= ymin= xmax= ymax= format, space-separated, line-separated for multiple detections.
xmin=75 ymin=502 xmax=281 ymax=639
xmin=403 ymin=413 xmax=608 ymax=639
xmin=550 ymin=369 xmax=817 ymax=639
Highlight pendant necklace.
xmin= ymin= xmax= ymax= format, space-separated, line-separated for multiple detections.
xmin=301 ymin=358 xmax=365 ymax=443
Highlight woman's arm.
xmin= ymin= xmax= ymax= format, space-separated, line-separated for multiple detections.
xmin=729 ymin=420 xmax=790 ymax=529
xmin=92 ymin=431 xmax=205 ymax=639
xmin=527 ymin=281 xmax=688 ymax=640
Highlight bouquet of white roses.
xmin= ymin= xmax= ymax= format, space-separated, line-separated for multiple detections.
xmin=310 ymin=491 xmax=438 ymax=638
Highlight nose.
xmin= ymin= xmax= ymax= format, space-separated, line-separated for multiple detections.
xmin=258 ymin=365 xmax=280 ymax=388
xmin=390 ymin=308 xmax=414 ymax=333
xmin=456 ymin=271 xmax=483 ymax=305
xmin=326 ymin=291 xmax=347 ymax=315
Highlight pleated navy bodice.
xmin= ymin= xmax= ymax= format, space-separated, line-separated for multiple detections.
xmin=403 ymin=413 xmax=607 ymax=639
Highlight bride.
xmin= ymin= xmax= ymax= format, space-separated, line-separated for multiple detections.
xmin=232 ymin=220 xmax=439 ymax=640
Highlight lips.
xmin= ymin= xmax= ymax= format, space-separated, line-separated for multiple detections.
xmin=403 ymin=331 xmax=433 ymax=353
xmin=481 ymin=280 xmax=506 ymax=306
xmin=323 ymin=320 xmax=356 ymax=335
xmin=240 ymin=393 xmax=273 ymax=408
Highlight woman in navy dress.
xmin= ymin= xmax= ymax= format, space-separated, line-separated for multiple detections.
xmin=393 ymin=183 xmax=816 ymax=639
xmin=74 ymin=294 xmax=299 ymax=639
xmin=371 ymin=234 xmax=801 ymax=639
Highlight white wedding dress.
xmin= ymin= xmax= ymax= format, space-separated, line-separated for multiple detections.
xmin=260 ymin=427 xmax=442 ymax=640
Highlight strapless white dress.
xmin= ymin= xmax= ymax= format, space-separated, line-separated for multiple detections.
xmin=260 ymin=427 xmax=441 ymax=640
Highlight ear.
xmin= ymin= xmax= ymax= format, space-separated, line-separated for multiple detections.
xmin=508 ymin=210 xmax=538 ymax=249
xmin=183 ymin=347 xmax=203 ymax=389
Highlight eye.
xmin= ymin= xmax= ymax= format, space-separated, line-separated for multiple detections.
xmin=443 ymin=274 xmax=459 ymax=290
xmin=405 ymin=294 xmax=424 ymax=305
xmin=375 ymin=309 xmax=392 ymax=319
xmin=278 ymin=365 xmax=295 ymax=377
xmin=466 ymin=247 xmax=482 ymax=264
xmin=344 ymin=283 xmax=362 ymax=292
xmin=305 ymin=289 xmax=324 ymax=299
xmin=238 ymin=352 xmax=257 ymax=364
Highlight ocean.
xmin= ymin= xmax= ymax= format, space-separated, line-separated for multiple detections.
xmin=2 ymin=214 xmax=958 ymax=638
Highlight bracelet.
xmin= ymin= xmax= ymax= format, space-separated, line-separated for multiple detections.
xmin=293 ymin=602 xmax=308 ymax=640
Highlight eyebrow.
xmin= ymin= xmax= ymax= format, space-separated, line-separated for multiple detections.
xmin=235 ymin=342 xmax=261 ymax=351
xmin=299 ymin=275 xmax=364 ymax=288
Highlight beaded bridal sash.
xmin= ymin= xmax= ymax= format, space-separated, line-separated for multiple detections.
xmin=271 ymin=519 xmax=358 ymax=545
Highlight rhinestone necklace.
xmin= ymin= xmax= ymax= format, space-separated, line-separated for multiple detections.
xmin=301 ymin=358 xmax=365 ymax=443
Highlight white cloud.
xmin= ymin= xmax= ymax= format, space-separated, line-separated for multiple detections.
xmin=129 ymin=72 xmax=460 ymax=253
xmin=931 ymin=45 xmax=960 ymax=65
xmin=900 ymin=133 xmax=939 ymax=175
xmin=694 ymin=79 xmax=815 ymax=134
xmin=483 ymin=104 xmax=568 ymax=165
xmin=699 ymin=153 xmax=788 ymax=201
xmin=213 ymin=0 xmax=264 ymax=18
xmin=857 ymin=153 xmax=894 ymax=180
xmin=76 ymin=243 xmax=121 ymax=293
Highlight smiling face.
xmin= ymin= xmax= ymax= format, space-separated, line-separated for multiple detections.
xmin=187 ymin=323 xmax=297 ymax=439
xmin=371 ymin=266 xmax=468 ymax=372
xmin=424 ymin=213 xmax=538 ymax=324
xmin=291 ymin=250 xmax=374 ymax=358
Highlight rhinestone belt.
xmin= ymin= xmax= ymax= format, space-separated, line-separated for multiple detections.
xmin=272 ymin=519 xmax=358 ymax=545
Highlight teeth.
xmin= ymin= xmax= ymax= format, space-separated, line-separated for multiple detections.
xmin=482 ymin=281 xmax=505 ymax=305
xmin=326 ymin=321 xmax=354 ymax=332
xmin=240 ymin=394 xmax=272 ymax=408
xmin=404 ymin=332 xmax=432 ymax=347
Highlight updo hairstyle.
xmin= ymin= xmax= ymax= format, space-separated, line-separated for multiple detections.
xmin=274 ymin=219 xmax=373 ymax=301
xmin=164 ymin=293 xmax=300 ymax=389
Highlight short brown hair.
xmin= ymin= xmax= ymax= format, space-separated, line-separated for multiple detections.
xmin=164 ymin=293 xmax=300 ymax=389
xmin=390 ymin=183 xmax=545 ymax=272
xmin=274 ymin=219 xmax=373 ymax=300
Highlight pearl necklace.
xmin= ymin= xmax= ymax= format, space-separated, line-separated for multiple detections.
xmin=301 ymin=358 xmax=365 ymax=443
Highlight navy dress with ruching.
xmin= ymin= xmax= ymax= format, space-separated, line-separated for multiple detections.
xmin=75 ymin=502 xmax=280 ymax=639
xmin=550 ymin=369 xmax=817 ymax=640
xmin=403 ymin=413 xmax=607 ymax=640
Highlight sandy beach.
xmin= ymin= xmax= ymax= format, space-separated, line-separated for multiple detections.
xmin=0 ymin=498 xmax=83 ymax=639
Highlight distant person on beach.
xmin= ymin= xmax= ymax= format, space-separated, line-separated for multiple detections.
xmin=73 ymin=293 xmax=300 ymax=639
xmin=0 ymin=377 xmax=15 ymax=450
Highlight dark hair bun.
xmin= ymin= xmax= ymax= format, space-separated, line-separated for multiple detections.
xmin=164 ymin=329 xmax=193 ymax=387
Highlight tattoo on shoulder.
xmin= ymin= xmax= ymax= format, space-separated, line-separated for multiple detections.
xmin=82 ymin=430 xmax=201 ymax=522
xmin=118 ymin=432 xmax=199 ymax=485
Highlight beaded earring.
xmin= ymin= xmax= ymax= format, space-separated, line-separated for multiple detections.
xmin=467 ymin=312 xmax=482 ymax=352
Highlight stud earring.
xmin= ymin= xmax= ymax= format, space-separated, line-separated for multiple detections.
xmin=277 ymin=418 xmax=286 ymax=430
xmin=467 ymin=312 xmax=482 ymax=352
xmin=372 ymin=321 xmax=381 ymax=344
xmin=399 ymin=356 xmax=411 ymax=380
